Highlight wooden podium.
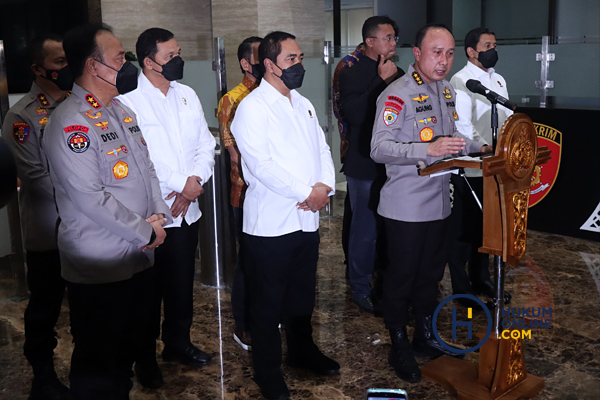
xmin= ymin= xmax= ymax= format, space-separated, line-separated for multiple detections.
xmin=418 ymin=114 xmax=551 ymax=400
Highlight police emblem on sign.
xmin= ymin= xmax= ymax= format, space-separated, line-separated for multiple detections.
xmin=68 ymin=132 xmax=90 ymax=153
xmin=529 ymin=123 xmax=562 ymax=207
xmin=383 ymin=108 xmax=399 ymax=126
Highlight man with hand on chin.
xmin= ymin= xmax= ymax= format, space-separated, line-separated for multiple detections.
xmin=43 ymin=23 xmax=170 ymax=399
xmin=231 ymin=31 xmax=338 ymax=400
xmin=119 ymin=28 xmax=216 ymax=388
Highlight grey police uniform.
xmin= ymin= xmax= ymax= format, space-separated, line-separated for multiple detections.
xmin=2 ymin=82 xmax=60 ymax=251
xmin=370 ymin=65 xmax=482 ymax=329
xmin=43 ymin=83 xmax=171 ymax=284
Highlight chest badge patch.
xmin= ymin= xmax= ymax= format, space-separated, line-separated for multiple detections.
xmin=383 ymin=108 xmax=399 ymax=126
xmin=85 ymin=110 xmax=102 ymax=120
xmin=182 ymin=97 xmax=187 ymax=105
xmin=420 ymin=127 xmax=434 ymax=142
xmin=140 ymin=136 xmax=147 ymax=146
xmin=13 ymin=122 xmax=31 ymax=143
xmin=38 ymin=117 xmax=49 ymax=126
xmin=123 ymin=117 xmax=133 ymax=123
xmin=418 ymin=117 xmax=433 ymax=125
xmin=107 ymin=147 xmax=121 ymax=157
xmin=35 ymin=106 xmax=47 ymax=115
xmin=443 ymin=87 xmax=452 ymax=99
xmin=67 ymin=132 xmax=90 ymax=153
xmin=113 ymin=160 xmax=129 ymax=179
xmin=453 ymin=111 xmax=459 ymax=120
xmin=412 ymin=94 xmax=429 ymax=104
xmin=498 ymin=80 xmax=503 ymax=87
xmin=412 ymin=71 xmax=424 ymax=85
xmin=94 ymin=121 xmax=109 ymax=131
xmin=37 ymin=93 xmax=50 ymax=107
xmin=308 ymin=110 xmax=313 ymax=118
xmin=85 ymin=94 xmax=102 ymax=109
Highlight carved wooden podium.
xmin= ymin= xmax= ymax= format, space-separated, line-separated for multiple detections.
xmin=418 ymin=114 xmax=551 ymax=400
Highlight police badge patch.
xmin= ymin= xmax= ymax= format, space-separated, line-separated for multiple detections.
xmin=13 ymin=122 xmax=30 ymax=143
xmin=383 ymin=108 xmax=399 ymax=126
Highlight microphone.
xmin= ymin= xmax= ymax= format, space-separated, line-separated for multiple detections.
xmin=466 ymin=79 xmax=517 ymax=111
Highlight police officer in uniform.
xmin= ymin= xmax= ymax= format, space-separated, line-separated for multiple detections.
xmin=2 ymin=34 xmax=73 ymax=400
xmin=43 ymin=23 xmax=171 ymax=399
xmin=370 ymin=24 xmax=491 ymax=383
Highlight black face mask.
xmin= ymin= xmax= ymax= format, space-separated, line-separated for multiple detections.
xmin=478 ymin=48 xmax=498 ymax=69
xmin=249 ymin=63 xmax=262 ymax=80
xmin=273 ymin=62 xmax=305 ymax=90
xmin=41 ymin=65 xmax=74 ymax=90
xmin=95 ymin=60 xmax=139 ymax=94
xmin=152 ymin=56 xmax=185 ymax=81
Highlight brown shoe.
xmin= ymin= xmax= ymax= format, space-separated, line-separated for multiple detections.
xmin=233 ymin=330 xmax=252 ymax=351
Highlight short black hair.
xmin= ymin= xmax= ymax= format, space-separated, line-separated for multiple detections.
xmin=464 ymin=27 xmax=495 ymax=57
xmin=28 ymin=34 xmax=63 ymax=66
xmin=136 ymin=28 xmax=175 ymax=69
xmin=361 ymin=16 xmax=398 ymax=42
xmin=237 ymin=36 xmax=262 ymax=74
xmin=258 ymin=31 xmax=296 ymax=69
xmin=414 ymin=23 xmax=452 ymax=49
xmin=64 ymin=23 xmax=113 ymax=78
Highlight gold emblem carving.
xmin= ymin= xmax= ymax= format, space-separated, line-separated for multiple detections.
xmin=507 ymin=336 xmax=525 ymax=385
xmin=512 ymin=189 xmax=529 ymax=258
xmin=509 ymin=125 xmax=535 ymax=177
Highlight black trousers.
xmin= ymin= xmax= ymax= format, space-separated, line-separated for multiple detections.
xmin=243 ymin=230 xmax=320 ymax=377
xmin=23 ymin=249 xmax=66 ymax=366
xmin=383 ymin=218 xmax=449 ymax=329
xmin=141 ymin=220 xmax=199 ymax=356
xmin=448 ymin=175 xmax=491 ymax=293
xmin=68 ymin=267 xmax=154 ymax=400
xmin=231 ymin=206 xmax=249 ymax=332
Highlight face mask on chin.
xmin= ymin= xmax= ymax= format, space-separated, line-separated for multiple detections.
xmin=95 ymin=60 xmax=139 ymax=94
xmin=477 ymin=48 xmax=498 ymax=69
xmin=151 ymin=56 xmax=185 ymax=81
xmin=272 ymin=62 xmax=305 ymax=90
xmin=40 ymin=65 xmax=74 ymax=91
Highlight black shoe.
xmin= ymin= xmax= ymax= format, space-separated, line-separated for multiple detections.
xmin=388 ymin=328 xmax=421 ymax=383
xmin=472 ymin=280 xmax=496 ymax=298
xmin=453 ymin=291 xmax=481 ymax=308
xmin=352 ymin=294 xmax=382 ymax=316
xmin=412 ymin=315 xmax=464 ymax=359
xmin=135 ymin=358 xmax=163 ymax=389
xmin=29 ymin=373 xmax=73 ymax=400
xmin=254 ymin=373 xmax=290 ymax=400
xmin=162 ymin=344 xmax=212 ymax=367
xmin=286 ymin=349 xmax=340 ymax=376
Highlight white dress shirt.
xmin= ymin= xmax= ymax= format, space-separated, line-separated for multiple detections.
xmin=231 ymin=79 xmax=335 ymax=237
xmin=119 ymin=72 xmax=216 ymax=227
xmin=450 ymin=61 xmax=513 ymax=177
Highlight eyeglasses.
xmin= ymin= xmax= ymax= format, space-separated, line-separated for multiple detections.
xmin=370 ymin=36 xmax=399 ymax=43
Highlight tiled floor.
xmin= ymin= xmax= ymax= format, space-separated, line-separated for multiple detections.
xmin=0 ymin=192 xmax=599 ymax=399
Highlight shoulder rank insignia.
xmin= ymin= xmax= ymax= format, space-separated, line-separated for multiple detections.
xmin=94 ymin=121 xmax=109 ymax=131
xmin=37 ymin=93 xmax=50 ymax=107
xmin=13 ymin=122 xmax=30 ymax=143
xmin=443 ymin=87 xmax=452 ymax=99
xmin=123 ymin=117 xmax=133 ymax=123
xmin=113 ymin=160 xmax=129 ymax=179
xmin=85 ymin=110 xmax=102 ymax=120
xmin=35 ymin=106 xmax=47 ymax=115
xmin=85 ymin=94 xmax=102 ymax=109
xmin=38 ymin=117 xmax=49 ymax=126
xmin=412 ymin=71 xmax=424 ymax=85
xmin=412 ymin=94 xmax=429 ymax=104
xmin=420 ymin=127 xmax=434 ymax=142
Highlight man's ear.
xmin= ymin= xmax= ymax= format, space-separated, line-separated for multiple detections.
xmin=264 ymin=58 xmax=274 ymax=75
xmin=144 ymin=56 xmax=155 ymax=70
xmin=84 ymin=58 xmax=97 ymax=76
xmin=240 ymin=58 xmax=251 ymax=74
xmin=31 ymin=64 xmax=44 ymax=77
xmin=413 ymin=46 xmax=421 ymax=61
xmin=467 ymin=47 xmax=478 ymax=59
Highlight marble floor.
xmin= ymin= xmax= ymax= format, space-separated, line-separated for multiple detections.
xmin=0 ymin=192 xmax=599 ymax=400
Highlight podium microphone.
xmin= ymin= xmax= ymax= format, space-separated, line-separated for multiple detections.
xmin=466 ymin=79 xmax=517 ymax=111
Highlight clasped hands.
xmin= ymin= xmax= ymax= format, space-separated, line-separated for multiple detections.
xmin=297 ymin=182 xmax=332 ymax=213
xmin=166 ymin=175 xmax=204 ymax=218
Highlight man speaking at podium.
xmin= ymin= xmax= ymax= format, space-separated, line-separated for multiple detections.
xmin=370 ymin=23 xmax=491 ymax=383
xmin=447 ymin=27 xmax=513 ymax=304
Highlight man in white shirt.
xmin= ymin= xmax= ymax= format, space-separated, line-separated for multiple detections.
xmin=231 ymin=31 xmax=338 ymax=400
xmin=119 ymin=28 xmax=216 ymax=388
xmin=448 ymin=27 xmax=513 ymax=304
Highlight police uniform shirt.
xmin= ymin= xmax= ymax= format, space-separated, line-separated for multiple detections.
xmin=450 ymin=61 xmax=512 ymax=177
xmin=370 ymin=64 xmax=483 ymax=223
xmin=2 ymin=83 xmax=61 ymax=251
xmin=119 ymin=72 xmax=216 ymax=228
xmin=231 ymin=78 xmax=336 ymax=237
xmin=43 ymin=83 xmax=172 ymax=284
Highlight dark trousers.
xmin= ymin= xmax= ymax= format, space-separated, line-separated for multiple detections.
xmin=383 ymin=217 xmax=449 ymax=329
xmin=231 ymin=206 xmax=249 ymax=332
xmin=341 ymin=188 xmax=352 ymax=266
xmin=346 ymin=176 xmax=385 ymax=299
xmin=243 ymin=230 xmax=320 ymax=377
xmin=448 ymin=175 xmax=491 ymax=293
xmin=142 ymin=220 xmax=199 ymax=356
xmin=68 ymin=267 xmax=154 ymax=400
xmin=24 ymin=249 xmax=66 ymax=366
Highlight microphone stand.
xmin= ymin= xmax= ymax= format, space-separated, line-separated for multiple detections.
xmin=491 ymin=101 xmax=498 ymax=153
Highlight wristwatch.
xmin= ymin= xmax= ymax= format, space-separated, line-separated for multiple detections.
xmin=147 ymin=228 xmax=156 ymax=246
